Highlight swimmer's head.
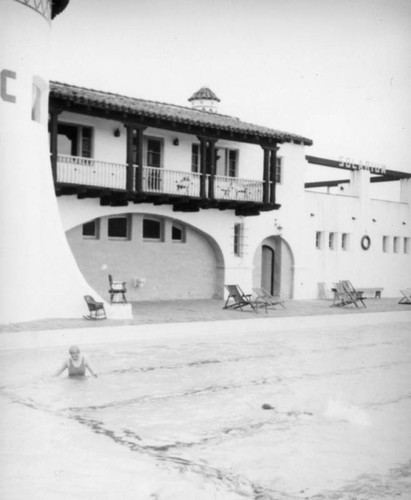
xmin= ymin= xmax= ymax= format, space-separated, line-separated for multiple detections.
xmin=69 ymin=345 xmax=80 ymax=360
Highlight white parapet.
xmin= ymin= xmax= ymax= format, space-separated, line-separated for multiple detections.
xmin=105 ymin=303 xmax=133 ymax=320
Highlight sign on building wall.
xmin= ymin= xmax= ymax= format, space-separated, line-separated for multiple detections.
xmin=338 ymin=156 xmax=386 ymax=175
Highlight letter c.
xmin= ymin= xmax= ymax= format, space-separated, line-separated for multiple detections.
xmin=1 ymin=69 xmax=17 ymax=103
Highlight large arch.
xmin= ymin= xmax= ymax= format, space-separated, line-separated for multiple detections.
xmin=65 ymin=212 xmax=225 ymax=301
xmin=252 ymin=235 xmax=295 ymax=298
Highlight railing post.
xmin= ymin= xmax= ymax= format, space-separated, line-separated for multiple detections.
xmin=125 ymin=124 xmax=134 ymax=192
xmin=125 ymin=124 xmax=146 ymax=193
xmin=208 ymin=138 xmax=217 ymax=200
xmin=136 ymin=126 xmax=145 ymax=193
xmin=262 ymin=146 xmax=270 ymax=203
xmin=49 ymin=108 xmax=61 ymax=183
xmin=198 ymin=136 xmax=208 ymax=199
xmin=269 ymin=144 xmax=279 ymax=204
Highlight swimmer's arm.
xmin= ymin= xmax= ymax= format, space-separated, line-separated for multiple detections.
xmin=54 ymin=360 xmax=68 ymax=377
xmin=85 ymin=359 xmax=98 ymax=378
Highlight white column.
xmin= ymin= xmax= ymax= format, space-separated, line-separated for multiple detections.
xmin=400 ymin=178 xmax=411 ymax=204
xmin=349 ymin=169 xmax=371 ymax=234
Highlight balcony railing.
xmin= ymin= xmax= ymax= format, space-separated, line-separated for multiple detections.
xmin=57 ymin=154 xmax=127 ymax=190
xmin=56 ymin=155 xmax=264 ymax=203
xmin=142 ymin=166 xmax=201 ymax=197
xmin=214 ymin=175 xmax=263 ymax=202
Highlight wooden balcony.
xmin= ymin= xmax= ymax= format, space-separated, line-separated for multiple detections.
xmin=55 ymin=155 xmax=278 ymax=215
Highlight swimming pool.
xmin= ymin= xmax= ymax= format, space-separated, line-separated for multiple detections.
xmin=1 ymin=318 xmax=411 ymax=499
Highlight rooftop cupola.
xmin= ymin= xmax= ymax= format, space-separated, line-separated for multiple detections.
xmin=188 ymin=87 xmax=220 ymax=113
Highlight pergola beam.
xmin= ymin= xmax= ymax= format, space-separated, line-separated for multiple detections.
xmin=305 ymin=155 xmax=411 ymax=180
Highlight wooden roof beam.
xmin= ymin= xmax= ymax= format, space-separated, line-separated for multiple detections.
xmin=305 ymin=179 xmax=350 ymax=188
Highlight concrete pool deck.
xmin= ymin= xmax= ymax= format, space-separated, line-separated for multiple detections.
xmin=0 ymin=297 xmax=410 ymax=350
xmin=1 ymin=297 xmax=408 ymax=349
xmin=0 ymin=296 xmax=409 ymax=333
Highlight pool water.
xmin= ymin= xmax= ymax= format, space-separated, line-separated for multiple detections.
xmin=1 ymin=321 xmax=411 ymax=499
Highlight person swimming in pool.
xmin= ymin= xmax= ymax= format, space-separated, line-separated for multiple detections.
xmin=54 ymin=345 xmax=98 ymax=378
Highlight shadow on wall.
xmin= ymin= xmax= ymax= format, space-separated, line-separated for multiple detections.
xmin=253 ymin=235 xmax=294 ymax=298
xmin=65 ymin=213 xmax=225 ymax=301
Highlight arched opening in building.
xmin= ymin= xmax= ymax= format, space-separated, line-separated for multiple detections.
xmin=253 ymin=236 xmax=294 ymax=298
xmin=65 ymin=213 xmax=225 ymax=301
xmin=261 ymin=245 xmax=275 ymax=294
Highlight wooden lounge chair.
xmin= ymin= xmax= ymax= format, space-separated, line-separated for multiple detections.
xmin=108 ymin=274 xmax=127 ymax=303
xmin=84 ymin=295 xmax=106 ymax=320
xmin=340 ymin=280 xmax=366 ymax=308
xmin=252 ymin=287 xmax=286 ymax=313
xmin=399 ymin=288 xmax=411 ymax=304
xmin=223 ymin=284 xmax=257 ymax=312
xmin=332 ymin=282 xmax=357 ymax=307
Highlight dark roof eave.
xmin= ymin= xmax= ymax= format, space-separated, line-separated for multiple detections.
xmin=49 ymin=82 xmax=313 ymax=146
xmin=51 ymin=0 xmax=70 ymax=19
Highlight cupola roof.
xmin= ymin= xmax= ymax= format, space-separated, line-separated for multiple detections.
xmin=188 ymin=87 xmax=220 ymax=102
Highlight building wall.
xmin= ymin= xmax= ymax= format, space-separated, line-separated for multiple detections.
xmin=303 ymin=188 xmax=411 ymax=297
xmin=66 ymin=212 xmax=224 ymax=301
xmin=56 ymin=113 xmax=411 ymax=302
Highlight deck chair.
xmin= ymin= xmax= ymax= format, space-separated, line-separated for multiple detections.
xmin=252 ymin=288 xmax=286 ymax=313
xmin=399 ymin=289 xmax=411 ymax=304
xmin=84 ymin=295 xmax=106 ymax=320
xmin=332 ymin=282 xmax=357 ymax=308
xmin=108 ymin=274 xmax=127 ymax=303
xmin=223 ymin=284 xmax=257 ymax=312
xmin=341 ymin=280 xmax=366 ymax=308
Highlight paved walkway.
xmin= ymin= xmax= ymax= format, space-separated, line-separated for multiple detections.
xmin=0 ymin=297 xmax=408 ymax=334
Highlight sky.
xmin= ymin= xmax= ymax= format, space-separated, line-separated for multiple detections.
xmin=50 ymin=0 xmax=411 ymax=174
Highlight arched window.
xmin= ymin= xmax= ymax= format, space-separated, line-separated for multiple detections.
xmin=31 ymin=76 xmax=47 ymax=125
xmin=233 ymin=223 xmax=243 ymax=256
xmin=31 ymin=82 xmax=41 ymax=122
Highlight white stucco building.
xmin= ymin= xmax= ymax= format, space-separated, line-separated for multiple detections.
xmin=50 ymin=81 xmax=411 ymax=304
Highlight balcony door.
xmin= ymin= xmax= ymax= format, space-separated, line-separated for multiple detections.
xmin=146 ymin=138 xmax=162 ymax=190
xmin=133 ymin=135 xmax=163 ymax=191
xmin=56 ymin=123 xmax=92 ymax=158
xmin=191 ymin=143 xmax=217 ymax=175
xmin=146 ymin=138 xmax=162 ymax=168
xmin=215 ymin=148 xmax=238 ymax=177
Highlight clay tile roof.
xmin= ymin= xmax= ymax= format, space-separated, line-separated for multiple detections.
xmin=188 ymin=87 xmax=221 ymax=102
xmin=49 ymin=81 xmax=313 ymax=146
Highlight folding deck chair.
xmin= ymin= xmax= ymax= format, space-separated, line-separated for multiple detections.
xmin=332 ymin=282 xmax=357 ymax=308
xmin=341 ymin=280 xmax=367 ymax=308
xmin=399 ymin=289 xmax=411 ymax=304
xmin=223 ymin=284 xmax=257 ymax=312
xmin=252 ymin=288 xmax=286 ymax=313
xmin=84 ymin=295 xmax=107 ymax=320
